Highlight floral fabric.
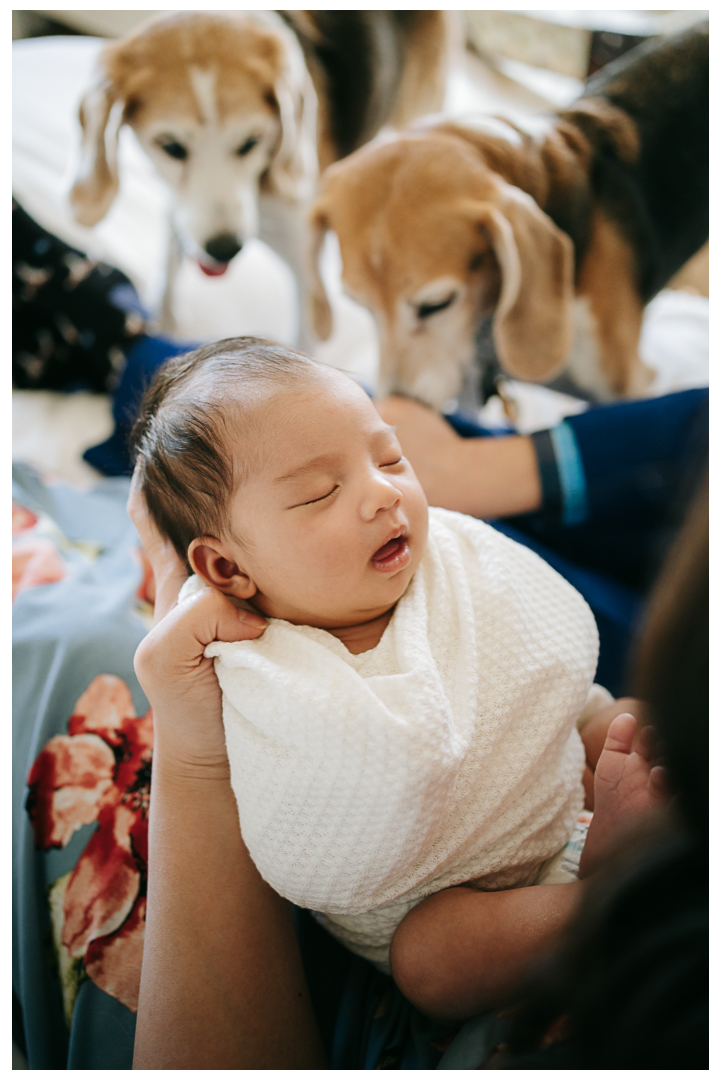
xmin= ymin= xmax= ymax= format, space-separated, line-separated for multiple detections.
xmin=13 ymin=463 xmax=151 ymax=1068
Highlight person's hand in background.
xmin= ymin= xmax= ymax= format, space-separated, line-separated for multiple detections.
xmin=376 ymin=396 xmax=541 ymax=519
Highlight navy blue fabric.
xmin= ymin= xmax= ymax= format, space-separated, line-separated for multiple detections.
xmin=83 ymin=335 xmax=196 ymax=476
xmin=566 ymin=388 xmax=708 ymax=526
xmin=13 ymin=201 xmax=147 ymax=394
xmin=446 ymin=390 xmax=708 ymax=694
xmin=510 ymin=389 xmax=709 ymax=593
xmin=293 ymin=908 xmax=457 ymax=1069
xmin=491 ymin=521 xmax=642 ymax=696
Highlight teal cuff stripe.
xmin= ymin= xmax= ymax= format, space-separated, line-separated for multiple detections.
xmin=549 ymin=420 xmax=589 ymax=526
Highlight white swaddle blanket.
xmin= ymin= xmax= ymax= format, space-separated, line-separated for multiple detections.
xmin=181 ymin=508 xmax=598 ymax=969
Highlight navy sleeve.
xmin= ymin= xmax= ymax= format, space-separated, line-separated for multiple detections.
xmin=532 ymin=388 xmax=708 ymax=530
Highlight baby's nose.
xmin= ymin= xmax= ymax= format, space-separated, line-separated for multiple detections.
xmin=361 ymin=473 xmax=402 ymax=519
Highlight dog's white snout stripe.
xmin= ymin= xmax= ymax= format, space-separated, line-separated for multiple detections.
xmin=190 ymin=67 xmax=218 ymax=125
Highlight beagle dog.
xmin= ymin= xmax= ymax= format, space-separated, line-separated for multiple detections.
xmin=309 ymin=23 xmax=708 ymax=406
xmin=69 ymin=10 xmax=452 ymax=338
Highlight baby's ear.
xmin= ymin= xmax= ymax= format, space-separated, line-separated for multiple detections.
xmin=188 ymin=537 xmax=257 ymax=600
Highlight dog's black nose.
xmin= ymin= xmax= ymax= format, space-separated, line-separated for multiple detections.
xmin=204 ymin=233 xmax=242 ymax=263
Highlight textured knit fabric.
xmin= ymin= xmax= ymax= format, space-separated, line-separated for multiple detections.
xmin=181 ymin=508 xmax=598 ymax=968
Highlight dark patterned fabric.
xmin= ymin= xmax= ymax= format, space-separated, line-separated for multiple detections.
xmin=12 ymin=201 xmax=147 ymax=393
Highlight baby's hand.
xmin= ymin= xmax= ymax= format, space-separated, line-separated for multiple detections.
xmin=135 ymin=585 xmax=267 ymax=775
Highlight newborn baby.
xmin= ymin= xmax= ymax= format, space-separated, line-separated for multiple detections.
xmin=132 ymin=337 xmax=605 ymax=969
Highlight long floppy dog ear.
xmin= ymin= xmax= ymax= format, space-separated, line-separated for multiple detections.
xmin=307 ymin=203 xmax=333 ymax=340
xmin=69 ymin=67 xmax=122 ymax=227
xmin=465 ymin=187 xmax=574 ymax=381
xmin=265 ymin=28 xmax=318 ymax=201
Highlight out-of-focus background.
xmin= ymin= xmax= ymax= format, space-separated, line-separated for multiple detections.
xmin=11 ymin=11 xmax=709 ymax=1071
xmin=12 ymin=9 xmax=709 ymax=490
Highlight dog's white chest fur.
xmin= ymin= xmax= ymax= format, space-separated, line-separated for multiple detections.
xmin=563 ymin=298 xmax=610 ymax=401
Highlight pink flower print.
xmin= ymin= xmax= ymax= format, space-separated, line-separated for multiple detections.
xmin=26 ymin=675 xmax=153 ymax=1014
xmin=84 ymin=895 xmax=147 ymax=1013
xmin=13 ymin=501 xmax=38 ymax=534
xmin=13 ymin=535 xmax=66 ymax=600
xmin=25 ymin=733 xmax=116 ymax=848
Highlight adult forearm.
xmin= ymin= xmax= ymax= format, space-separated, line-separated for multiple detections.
xmin=452 ymin=435 xmax=542 ymax=519
xmin=376 ymin=397 xmax=541 ymax=520
xmin=390 ymin=881 xmax=583 ymax=1025
xmin=133 ymin=741 xmax=325 ymax=1069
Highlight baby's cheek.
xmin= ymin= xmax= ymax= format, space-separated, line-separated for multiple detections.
xmin=297 ymin=535 xmax=358 ymax=585
xmin=409 ymin=488 xmax=430 ymax=546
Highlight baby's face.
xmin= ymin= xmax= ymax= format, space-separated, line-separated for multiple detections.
xmin=221 ymin=368 xmax=428 ymax=628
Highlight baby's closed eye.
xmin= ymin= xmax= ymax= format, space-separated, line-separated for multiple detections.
xmin=303 ymin=485 xmax=340 ymax=505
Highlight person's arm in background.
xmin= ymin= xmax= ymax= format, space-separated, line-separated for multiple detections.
xmin=377 ymin=388 xmax=708 ymax=532
xmin=128 ymin=483 xmax=326 ymax=1070
xmin=377 ymin=397 xmax=542 ymax=519
xmin=390 ymin=709 xmax=666 ymax=1026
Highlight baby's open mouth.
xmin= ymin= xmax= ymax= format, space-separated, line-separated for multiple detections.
xmin=371 ymin=530 xmax=410 ymax=571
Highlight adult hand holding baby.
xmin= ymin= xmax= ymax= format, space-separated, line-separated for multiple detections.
xmin=127 ymin=477 xmax=321 ymax=1069
xmin=127 ymin=470 xmax=186 ymax=620
xmin=128 ymin=470 xmax=267 ymax=774
xmin=135 ymin=585 xmax=267 ymax=773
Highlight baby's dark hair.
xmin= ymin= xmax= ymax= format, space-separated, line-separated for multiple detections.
xmin=131 ymin=336 xmax=321 ymax=566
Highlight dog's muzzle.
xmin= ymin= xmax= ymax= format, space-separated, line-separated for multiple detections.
xmin=199 ymin=233 xmax=243 ymax=276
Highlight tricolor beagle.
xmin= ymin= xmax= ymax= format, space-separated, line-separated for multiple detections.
xmin=309 ymin=23 xmax=708 ymax=406
xmin=69 ymin=10 xmax=454 ymax=340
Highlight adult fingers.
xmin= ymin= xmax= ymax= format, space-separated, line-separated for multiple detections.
xmin=180 ymin=587 xmax=267 ymax=647
xmin=135 ymin=588 xmax=266 ymax=680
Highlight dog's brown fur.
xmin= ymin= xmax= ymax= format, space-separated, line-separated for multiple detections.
xmin=71 ymin=11 xmax=454 ymax=219
xmin=71 ymin=13 xmax=320 ymax=226
xmin=309 ymin=26 xmax=708 ymax=405
xmin=69 ymin=11 xmax=454 ymax=337
xmin=285 ymin=10 xmax=454 ymax=172
xmin=309 ymin=112 xmax=649 ymax=405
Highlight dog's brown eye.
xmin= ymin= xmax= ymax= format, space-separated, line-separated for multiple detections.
xmin=156 ymin=138 xmax=188 ymax=161
xmin=417 ymin=293 xmax=457 ymax=320
xmin=237 ymin=136 xmax=259 ymax=156
xmin=469 ymin=253 xmax=486 ymax=272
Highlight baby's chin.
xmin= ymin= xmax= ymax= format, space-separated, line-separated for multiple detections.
xmin=259 ymin=577 xmax=416 ymax=630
